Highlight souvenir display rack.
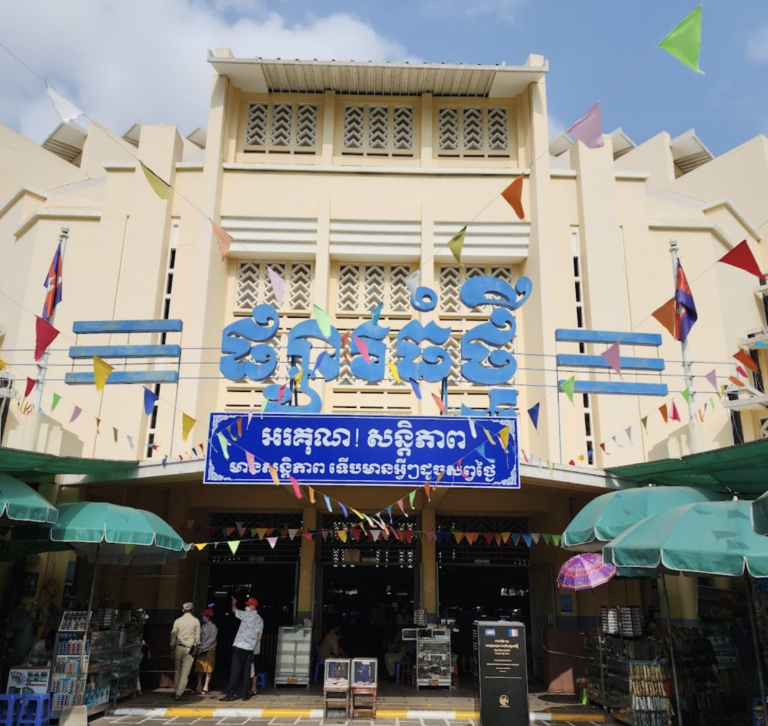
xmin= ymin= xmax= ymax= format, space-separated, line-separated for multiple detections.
xmin=350 ymin=658 xmax=377 ymax=719
xmin=629 ymin=661 xmax=671 ymax=726
xmin=51 ymin=611 xmax=113 ymax=718
xmin=324 ymin=659 xmax=350 ymax=719
xmin=415 ymin=628 xmax=452 ymax=689
xmin=275 ymin=626 xmax=311 ymax=687
xmin=602 ymin=606 xmax=644 ymax=638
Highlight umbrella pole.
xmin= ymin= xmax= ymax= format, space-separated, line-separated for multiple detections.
xmin=590 ymin=590 xmax=607 ymax=711
xmin=79 ymin=544 xmax=100 ymax=705
xmin=661 ymin=574 xmax=684 ymax=726
xmin=746 ymin=575 xmax=768 ymax=722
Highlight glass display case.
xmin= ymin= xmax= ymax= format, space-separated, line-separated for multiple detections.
xmin=324 ymin=658 xmax=350 ymax=689
xmin=416 ymin=628 xmax=452 ymax=689
xmin=351 ymin=658 xmax=377 ymax=688
xmin=274 ymin=626 xmax=311 ymax=687
xmin=51 ymin=612 xmax=114 ymax=718
xmin=110 ymin=628 xmax=143 ymax=705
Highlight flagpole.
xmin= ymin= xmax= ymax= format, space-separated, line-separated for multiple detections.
xmin=669 ymin=239 xmax=705 ymax=454
xmin=33 ymin=225 xmax=69 ymax=412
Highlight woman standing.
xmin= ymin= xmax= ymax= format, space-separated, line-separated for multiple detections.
xmin=195 ymin=609 xmax=217 ymax=695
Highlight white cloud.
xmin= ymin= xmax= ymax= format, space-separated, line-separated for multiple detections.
xmin=0 ymin=0 xmax=411 ymax=143
xmin=747 ymin=25 xmax=768 ymax=63
xmin=421 ymin=0 xmax=523 ymax=23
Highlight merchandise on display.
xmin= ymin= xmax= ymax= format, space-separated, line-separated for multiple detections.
xmin=274 ymin=626 xmax=311 ymax=686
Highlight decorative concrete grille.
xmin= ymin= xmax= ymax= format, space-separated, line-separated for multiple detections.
xmin=487 ymin=107 xmax=509 ymax=151
xmin=245 ymin=102 xmax=318 ymax=150
xmin=364 ymin=265 xmax=386 ymax=308
xmin=463 ymin=107 xmax=483 ymax=150
xmin=393 ymin=107 xmax=414 ymax=150
xmin=270 ymin=103 xmax=292 ymax=146
xmin=438 ymin=107 xmax=459 ymax=151
xmin=368 ymin=106 xmax=389 ymax=149
xmin=265 ymin=330 xmax=289 ymax=384
xmin=439 ymin=265 xmax=514 ymax=314
xmin=338 ymin=264 xmax=361 ymax=312
xmin=245 ymin=103 xmax=268 ymax=146
xmin=295 ymin=104 xmax=318 ymax=147
xmin=235 ymin=261 xmax=312 ymax=312
xmin=761 ymin=417 xmax=768 ymax=439
xmin=343 ymin=106 xmax=365 ymax=149
xmin=389 ymin=265 xmax=411 ymax=311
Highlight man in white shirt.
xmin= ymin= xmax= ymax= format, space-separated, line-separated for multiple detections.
xmin=169 ymin=602 xmax=201 ymax=701
xmin=220 ymin=596 xmax=263 ymax=702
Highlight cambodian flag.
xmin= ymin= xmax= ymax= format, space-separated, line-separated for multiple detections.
xmin=42 ymin=242 xmax=63 ymax=322
xmin=674 ymin=260 xmax=697 ymax=342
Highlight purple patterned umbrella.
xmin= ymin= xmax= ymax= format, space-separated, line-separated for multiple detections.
xmin=557 ymin=552 xmax=617 ymax=591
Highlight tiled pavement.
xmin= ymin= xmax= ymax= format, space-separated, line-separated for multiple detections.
xmin=102 ymin=716 xmax=608 ymax=726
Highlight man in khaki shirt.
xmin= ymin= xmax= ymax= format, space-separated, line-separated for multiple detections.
xmin=170 ymin=602 xmax=201 ymax=700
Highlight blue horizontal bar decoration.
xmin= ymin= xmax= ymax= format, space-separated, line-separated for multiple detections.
xmin=556 ymin=354 xmax=665 ymax=372
xmin=68 ymin=319 xmax=183 ymax=387
xmin=65 ymin=371 xmax=179 ymax=386
xmin=555 ymin=329 xmax=662 ymax=347
xmin=73 ymin=319 xmax=183 ymax=334
xmin=558 ymin=380 xmax=668 ymax=397
xmin=205 ymin=413 xmax=520 ymax=488
xmin=68 ymin=345 xmax=181 ymax=359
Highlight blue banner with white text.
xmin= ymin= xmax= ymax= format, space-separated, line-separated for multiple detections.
xmin=204 ymin=413 xmax=519 ymax=488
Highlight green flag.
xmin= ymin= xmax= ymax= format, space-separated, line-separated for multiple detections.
xmin=641 ymin=416 xmax=648 ymax=432
xmin=560 ymin=376 xmax=576 ymax=404
xmin=552 ymin=534 xmax=561 ymax=546
xmin=313 ymin=304 xmax=332 ymax=337
xmin=681 ymin=388 xmax=691 ymax=403
xmin=125 ymin=544 xmax=136 ymax=555
xmin=51 ymin=393 xmax=61 ymax=411
xmin=447 ymin=226 xmax=467 ymax=264
xmin=542 ymin=533 xmax=552 ymax=545
xmin=409 ymin=490 xmax=416 ymax=509
xmin=658 ymin=5 xmax=703 ymax=74
xmin=216 ymin=432 xmax=230 ymax=460
xmin=260 ymin=398 xmax=268 ymax=413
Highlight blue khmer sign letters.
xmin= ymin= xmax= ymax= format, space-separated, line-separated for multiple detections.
xmin=204 ymin=413 xmax=519 ymax=488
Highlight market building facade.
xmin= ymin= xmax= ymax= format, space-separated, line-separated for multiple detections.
xmin=1 ymin=50 xmax=767 ymax=689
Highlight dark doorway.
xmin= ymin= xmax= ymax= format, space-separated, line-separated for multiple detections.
xmin=321 ymin=565 xmax=414 ymax=661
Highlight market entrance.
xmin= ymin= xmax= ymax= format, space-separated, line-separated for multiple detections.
xmin=435 ymin=515 xmax=531 ymax=674
xmin=319 ymin=515 xmax=417 ymax=661
xmin=203 ymin=513 xmax=303 ymax=681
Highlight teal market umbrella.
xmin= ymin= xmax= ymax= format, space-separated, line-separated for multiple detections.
xmin=752 ymin=490 xmax=768 ymax=536
xmin=0 ymin=472 xmax=59 ymax=526
xmin=604 ymin=500 xmax=768 ymax=723
xmin=562 ymin=485 xmax=726 ymax=552
xmin=50 ymin=501 xmax=191 ymax=565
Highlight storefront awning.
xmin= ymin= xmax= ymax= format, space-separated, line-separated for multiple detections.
xmin=0 ymin=445 xmax=137 ymax=481
xmin=606 ymin=438 xmax=768 ymax=496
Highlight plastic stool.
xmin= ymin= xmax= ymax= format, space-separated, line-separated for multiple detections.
xmin=255 ymin=673 xmax=268 ymax=689
xmin=16 ymin=694 xmax=50 ymax=726
xmin=0 ymin=695 xmax=20 ymax=726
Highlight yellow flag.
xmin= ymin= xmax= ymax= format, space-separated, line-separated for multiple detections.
xmin=194 ymin=543 xmax=207 ymax=551
xmin=447 ymin=226 xmax=467 ymax=264
xmin=350 ymin=508 xmax=365 ymax=520
xmin=483 ymin=428 xmax=495 ymax=445
xmin=93 ymin=356 xmax=114 ymax=391
xmin=140 ymin=161 xmax=171 ymax=200
xmin=388 ymin=361 xmax=402 ymax=384
xmin=182 ymin=413 xmax=196 ymax=442
xmin=338 ymin=530 xmax=348 ymax=543
xmin=308 ymin=487 xmax=316 ymax=504
xmin=269 ymin=465 xmax=280 ymax=486
xmin=294 ymin=369 xmax=303 ymax=383
xmin=499 ymin=426 xmax=510 ymax=452
xmin=0 ymin=359 xmax=6 ymax=371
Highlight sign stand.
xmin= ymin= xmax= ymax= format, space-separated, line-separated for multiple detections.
xmin=474 ymin=621 xmax=528 ymax=726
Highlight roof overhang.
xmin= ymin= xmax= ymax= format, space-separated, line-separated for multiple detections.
xmin=670 ymin=129 xmax=714 ymax=174
xmin=207 ymin=54 xmax=547 ymax=98
xmin=42 ymin=123 xmax=87 ymax=163
xmin=610 ymin=128 xmax=636 ymax=159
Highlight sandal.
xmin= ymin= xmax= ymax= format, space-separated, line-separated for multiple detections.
xmin=201 ymin=690 xmax=209 ymax=695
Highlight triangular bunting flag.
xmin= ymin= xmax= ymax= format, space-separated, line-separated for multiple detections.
xmin=388 ymin=361 xmax=402 ymax=384
xmin=734 ymin=349 xmax=759 ymax=372
xmin=269 ymin=465 xmax=280 ymax=485
xmin=671 ymin=401 xmax=681 ymax=422
xmin=552 ymin=534 xmax=561 ymax=546
xmin=290 ymin=476 xmax=303 ymax=499
xmin=267 ymin=266 xmax=286 ymax=305
xmin=267 ymin=536 xmax=278 ymax=549
xmin=353 ymin=334 xmax=371 ymax=363
xmin=566 ymin=102 xmax=604 ymax=149
xmin=140 ymin=161 xmax=172 ymax=200
xmin=337 ymin=530 xmax=348 ymax=543
xmin=431 ymin=392 xmax=447 ymax=414
xmin=93 ymin=356 xmax=113 ymax=391
xmin=531 ymin=533 xmax=541 ymax=544
xmin=501 ymin=175 xmax=525 ymax=220
xmin=245 ymin=450 xmax=256 ymax=475
xmin=499 ymin=426 xmax=510 ymax=452
xmin=228 ymin=541 xmax=240 ymax=555
xmin=182 ymin=413 xmax=196 ymax=441
xmin=658 ymin=4 xmax=703 ymax=74
xmin=542 ymin=534 xmax=552 ymax=545
xmin=718 ymin=240 xmax=763 ymax=277
xmin=651 ymin=298 xmax=677 ymax=338
xmin=641 ymin=416 xmax=648 ymax=432
xmin=324 ymin=495 xmax=333 ymax=513
xmin=625 ymin=426 xmax=632 ymax=444
xmin=194 ymin=543 xmax=208 ymax=551
xmin=24 ymin=377 xmax=36 ymax=398
xmin=371 ymin=301 xmax=383 ymax=326
xmin=216 ymin=433 xmax=230 ymax=459
xmin=405 ymin=269 xmax=420 ymax=296
xmin=34 ymin=316 xmax=60 ymax=361
xmin=447 ymin=226 xmax=467 ymax=264
xmin=409 ymin=490 xmax=417 ymax=509
xmin=522 ymin=534 xmax=532 ymax=547
xmin=454 ymin=531 xmax=465 ymax=544
xmin=527 ymin=403 xmax=540 ymax=430
xmin=313 ymin=304 xmax=332 ymax=337
xmin=705 ymin=370 xmax=718 ymax=390
xmin=681 ymin=388 xmax=691 ymax=404
xmin=143 ymin=387 xmax=158 ymax=415
xmin=560 ymin=376 xmax=575 ymax=403
xmin=409 ymin=378 xmax=422 ymax=399
xmin=601 ymin=341 xmax=621 ymax=375
xmin=46 ymin=85 xmax=83 ymax=123
xmin=308 ymin=487 xmax=316 ymax=504
xmin=660 ymin=404 xmax=669 ymax=424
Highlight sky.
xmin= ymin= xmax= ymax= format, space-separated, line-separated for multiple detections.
xmin=0 ymin=0 xmax=767 ymax=156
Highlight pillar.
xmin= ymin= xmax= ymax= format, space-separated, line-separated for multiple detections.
xmin=420 ymin=508 xmax=437 ymax=621
xmin=297 ymin=506 xmax=318 ymax=621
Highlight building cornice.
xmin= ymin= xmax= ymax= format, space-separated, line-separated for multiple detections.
xmin=702 ymin=197 xmax=763 ymax=242
xmin=14 ymin=207 xmax=102 ymax=239
xmin=0 ymin=184 xmax=49 ymax=222
xmin=222 ymin=163 xmax=529 ymax=178
xmin=648 ymin=218 xmax=734 ymax=248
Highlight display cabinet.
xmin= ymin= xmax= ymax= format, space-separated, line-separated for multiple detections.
xmin=324 ymin=659 xmax=350 ymax=719
xmin=350 ymin=658 xmax=377 ymax=719
xmin=110 ymin=628 xmax=143 ymax=705
xmin=416 ymin=628 xmax=451 ymax=689
xmin=274 ymin=626 xmax=311 ymax=687
xmin=51 ymin=612 xmax=114 ymax=718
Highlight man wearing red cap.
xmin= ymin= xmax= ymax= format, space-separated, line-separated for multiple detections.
xmin=220 ymin=596 xmax=263 ymax=702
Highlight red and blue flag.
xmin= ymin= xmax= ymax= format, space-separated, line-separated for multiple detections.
xmin=42 ymin=242 xmax=63 ymax=321
xmin=674 ymin=260 xmax=697 ymax=342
